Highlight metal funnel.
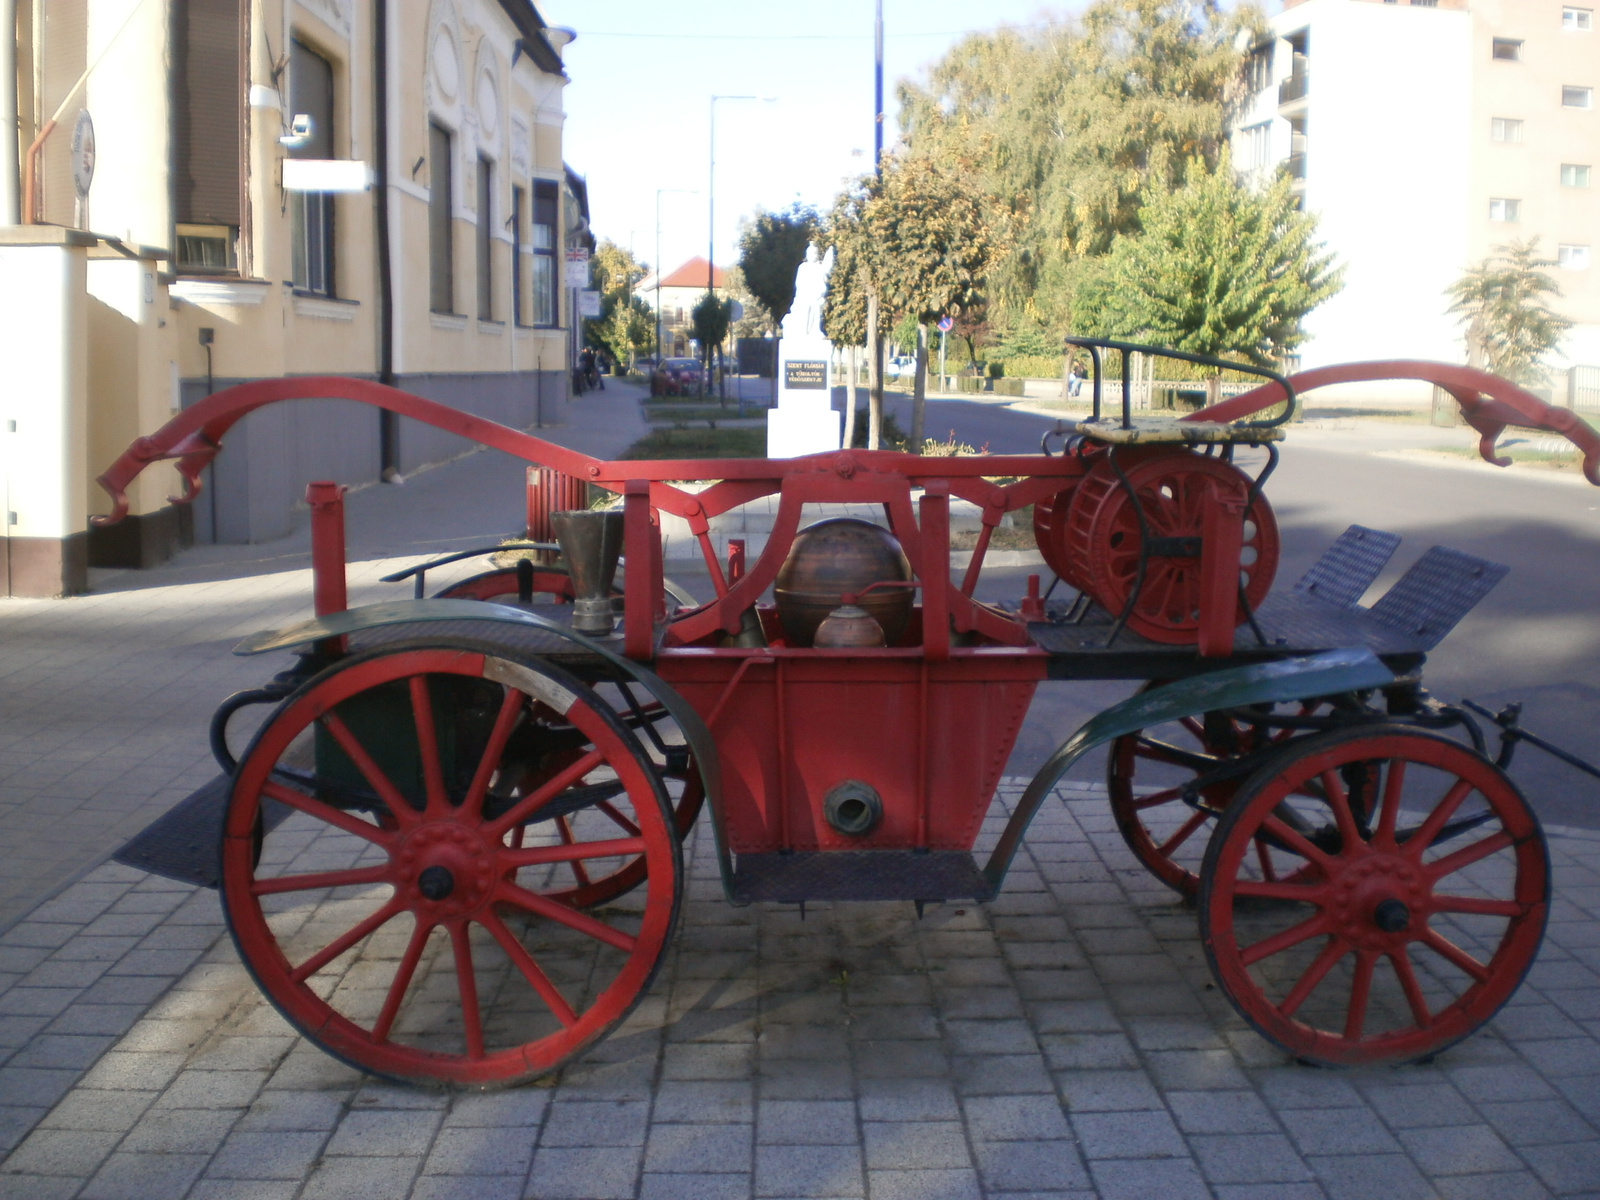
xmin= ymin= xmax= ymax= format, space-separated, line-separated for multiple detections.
xmin=550 ymin=509 xmax=625 ymax=634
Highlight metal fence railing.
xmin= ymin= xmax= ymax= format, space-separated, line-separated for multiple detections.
xmin=1568 ymin=365 xmax=1600 ymax=414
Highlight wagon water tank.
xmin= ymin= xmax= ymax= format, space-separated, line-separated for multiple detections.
xmin=774 ymin=518 xmax=914 ymax=647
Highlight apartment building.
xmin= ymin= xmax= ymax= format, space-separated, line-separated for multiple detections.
xmin=1230 ymin=0 xmax=1599 ymax=389
xmin=1 ymin=0 xmax=578 ymax=596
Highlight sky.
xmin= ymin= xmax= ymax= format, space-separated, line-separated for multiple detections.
xmin=536 ymin=0 xmax=1077 ymax=280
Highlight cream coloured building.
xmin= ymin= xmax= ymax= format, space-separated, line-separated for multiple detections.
xmin=1 ymin=0 xmax=581 ymax=596
xmin=1230 ymin=0 xmax=1599 ymax=393
xmin=636 ymin=257 xmax=732 ymax=359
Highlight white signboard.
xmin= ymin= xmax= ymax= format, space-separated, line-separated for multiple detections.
xmin=578 ymin=289 xmax=602 ymax=317
xmin=564 ymin=249 xmax=590 ymax=288
xmin=282 ymin=159 xmax=372 ymax=192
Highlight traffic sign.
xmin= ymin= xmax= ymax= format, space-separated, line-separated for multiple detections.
xmin=937 ymin=315 xmax=953 ymax=333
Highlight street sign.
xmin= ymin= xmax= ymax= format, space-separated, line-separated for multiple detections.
xmin=578 ymin=289 xmax=602 ymax=318
xmin=564 ymin=249 xmax=590 ymax=288
xmin=937 ymin=315 xmax=954 ymax=333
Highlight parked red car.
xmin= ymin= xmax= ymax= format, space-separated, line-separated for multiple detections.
xmin=650 ymin=357 xmax=703 ymax=397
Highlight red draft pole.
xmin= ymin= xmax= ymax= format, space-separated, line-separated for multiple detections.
xmin=307 ymin=481 xmax=349 ymax=618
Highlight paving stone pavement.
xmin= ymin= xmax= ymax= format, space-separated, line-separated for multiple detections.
xmin=0 ymin=782 xmax=1596 ymax=1200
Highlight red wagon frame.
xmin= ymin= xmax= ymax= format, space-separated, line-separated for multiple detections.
xmin=92 ymin=348 xmax=1597 ymax=1083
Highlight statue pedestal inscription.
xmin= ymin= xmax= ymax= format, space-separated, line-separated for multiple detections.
xmin=767 ymin=247 xmax=842 ymax=459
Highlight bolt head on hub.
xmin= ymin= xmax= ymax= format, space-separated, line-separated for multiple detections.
xmin=417 ymin=865 xmax=456 ymax=901
xmin=1373 ymin=897 xmax=1411 ymax=933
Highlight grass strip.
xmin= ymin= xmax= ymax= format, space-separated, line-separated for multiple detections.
xmin=617 ymin=427 xmax=769 ymax=460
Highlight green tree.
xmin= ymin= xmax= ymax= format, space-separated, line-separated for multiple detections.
xmin=1078 ymin=153 xmax=1340 ymax=392
xmin=897 ymin=0 xmax=1255 ymax=333
xmin=991 ymin=321 xmax=1058 ymax=362
xmin=950 ymin=305 xmax=993 ymax=370
xmin=821 ymin=178 xmax=898 ymax=447
xmin=591 ymin=296 xmax=655 ymax=374
xmin=584 ymin=240 xmax=654 ymax=369
xmin=868 ymin=153 xmax=1010 ymax=447
xmin=722 ymin=265 xmax=772 ymax=341
xmin=738 ymin=204 xmax=820 ymax=406
xmin=690 ymin=292 xmax=734 ymax=402
xmin=821 ymin=180 xmax=879 ymax=348
xmin=737 ymin=204 xmax=820 ymax=335
xmin=1445 ymin=239 xmax=1570 ymax=385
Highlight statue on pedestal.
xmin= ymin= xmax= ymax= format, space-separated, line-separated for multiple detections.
xmin=782 ymin=244 xmax=833 ymax=342
xmin=768 ymin=243 xmax=842 ymax=458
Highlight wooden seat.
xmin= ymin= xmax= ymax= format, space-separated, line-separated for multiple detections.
xmin=1071 ymin=416 xmax=1287 ymax=445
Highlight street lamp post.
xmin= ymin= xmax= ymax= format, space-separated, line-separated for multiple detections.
xmin=709 ymin=94 xmax=770 ymax=399
xmin=874 ymin=0 xmax=884 ymax=174
xmin=655 ymin=187 xmax=697 ymax=366
xmin=868 ymin=0 xmax=886 ymax=448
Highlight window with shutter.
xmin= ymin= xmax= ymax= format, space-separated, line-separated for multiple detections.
xmin=512 ymin=185 xmax=526 ymax=326
xmin=289 ymin=39 xmax=336 ymax=297
xmin=533 ymin=180 xmax=558 ymax=327
xmin=429 ymin=123 xmax=455 ymax=314
xmin=172 ymin=0 xmax=242 ymax=272
xmin=477 ymin=156 xmax=494 ymax=321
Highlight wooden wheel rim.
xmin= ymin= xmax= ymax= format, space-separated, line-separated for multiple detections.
xmin=1108 ymin=695 xmax=1323 ymax=897
xmin=221 ymin=644 xmax=681 ymax=1087
xmin=1200 ymin=727 xmax=1548 ymax=1067
xmin=1108 ymin=717 xmax=1243 ymax=897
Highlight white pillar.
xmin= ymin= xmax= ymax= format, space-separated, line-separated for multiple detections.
xmin=0 ymin=231 xmax=91 ymax=595
xmin=0 ymin=0 xmax=19 ymax=225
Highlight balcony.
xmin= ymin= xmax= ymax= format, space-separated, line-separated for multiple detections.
xmin=1287 ymin=153 xmax=1307 ymax=180
xmin=1279 ymin=71 xmax=1309 ymax=105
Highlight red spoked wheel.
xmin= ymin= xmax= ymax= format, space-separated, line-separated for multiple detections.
xmin=221 ymin=641 xmax=682 ymax=1087
xmin=432 ymin=572 xmax=704 ymax=906
xmin=1200 ymin=726 xmax=1549 ymax=1067
xmin=1064 ymin=450 xmax=1279 ymax=644
xmin=530 ymin=740 xmax=704 ymax=911
xmin=1108 ymin=693 xmax=1327 ymax=897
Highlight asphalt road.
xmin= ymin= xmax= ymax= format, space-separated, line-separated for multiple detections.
xmin=821 ymin=388 xmax=1600 ymax=830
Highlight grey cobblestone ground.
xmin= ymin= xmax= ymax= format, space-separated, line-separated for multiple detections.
xmin=0 ymin=783 xmax=1596 ymax=1200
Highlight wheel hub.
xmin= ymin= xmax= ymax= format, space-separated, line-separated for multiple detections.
xmin=1329 ymin=849 xmax=1427 ymax=949
xmin=398 ymin=821 xmax=498 ymax=917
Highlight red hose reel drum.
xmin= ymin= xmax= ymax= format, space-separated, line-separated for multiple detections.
xmin=1033 ymin=487 xmax=1086 ymax=593
xmin=1056 ymin=449 xmax=1279 ymax=644
xmin=1032 ymin=442 xmax=1107 ymax=592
